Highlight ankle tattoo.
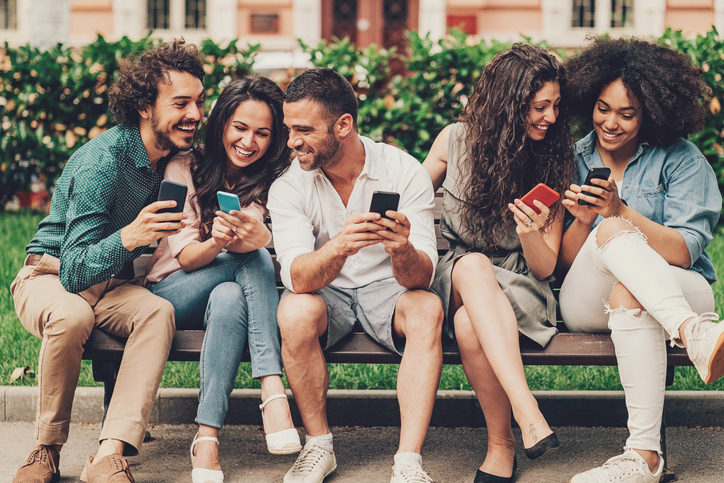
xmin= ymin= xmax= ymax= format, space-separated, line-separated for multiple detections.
xmin=528 ymin=424 xmax=538 ymax=443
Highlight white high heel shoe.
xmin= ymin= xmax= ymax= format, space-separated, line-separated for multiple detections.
xmin=190 ymin=432 xmax=224 ymax=483
xmin=260 ymin=393 xmax=302 ymax=455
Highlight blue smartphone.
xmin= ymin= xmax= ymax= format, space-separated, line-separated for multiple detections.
xmin=216 ymin=191 xmax=241 ymax=214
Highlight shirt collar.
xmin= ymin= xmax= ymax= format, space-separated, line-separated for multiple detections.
xmin=575 ymin=130 xmax=650 ymax=169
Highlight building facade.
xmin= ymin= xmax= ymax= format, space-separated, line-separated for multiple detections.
xmin=1 ymin=0 xmax=722 ymax=50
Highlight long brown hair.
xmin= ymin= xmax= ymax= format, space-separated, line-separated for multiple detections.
xmin=458 ymin=44 xmax=574 ymax=246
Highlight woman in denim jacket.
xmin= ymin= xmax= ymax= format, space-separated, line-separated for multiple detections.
xmin=559 ymin=37 xmax=724 ymax=483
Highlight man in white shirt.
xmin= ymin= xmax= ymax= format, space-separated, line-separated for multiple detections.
xmin=267 ymin=68 xmax=443 ymax=483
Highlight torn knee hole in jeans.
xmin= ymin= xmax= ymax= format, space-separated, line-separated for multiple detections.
xmin=604 ymin=302 xmax=648 ymax=320
xmin=597 ymin=217 xmax=647 ymax=251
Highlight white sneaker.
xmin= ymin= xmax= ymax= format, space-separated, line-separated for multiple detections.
xmin=390 ymin=463 xmax=434 ymax=483
xmin=283 ymin=440 xmax=337 ymax=483
xmin=570 ymin=449 xmax=663 ymax=483
xmin=684 ymin=313 xmax=724 ymax=384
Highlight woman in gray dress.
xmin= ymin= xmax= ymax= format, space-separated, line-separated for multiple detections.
xmin=423 ymin=44 xmax=575 ymax=483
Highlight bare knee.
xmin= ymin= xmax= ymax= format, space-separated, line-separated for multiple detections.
xmin=395 ymin=290 xmax=443 ymax=342
xmin=451 ymin=253 xmax=495 ymax=287
xmin=608 ymin=283 xmax=643 ymax=310
xmin=277 ymin=293 xmax=327 ymax=344
xmin=595 ymin=217 xmax=641 ymax=249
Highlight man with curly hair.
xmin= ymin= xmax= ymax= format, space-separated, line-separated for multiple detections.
xmin=10 ymin=39 xmax=205 ymax=483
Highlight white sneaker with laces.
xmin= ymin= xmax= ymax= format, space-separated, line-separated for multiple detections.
xmin=390 ymin=462 xmax=434 ymax=483
xmin=283 ymin=440 xmax=337 ymax=483
xmin=570 ymin=449 xmax=663 ymax=483
xmin=684 ymin=312 xmax=724 ymax=384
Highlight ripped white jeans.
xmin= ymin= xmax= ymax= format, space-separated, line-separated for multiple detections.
xmin=559 ymin=220 xmax=714 ymax=453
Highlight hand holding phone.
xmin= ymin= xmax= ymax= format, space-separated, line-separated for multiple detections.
xmin=157 ymin=180 xmax=187 ymax=222
xmin=578 ymin=167 xmax=612 ymax=206
xmin=520 ymin=183 xmax=559 ymax=214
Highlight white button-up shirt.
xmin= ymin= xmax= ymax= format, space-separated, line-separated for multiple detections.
xmin=268 ymin=136 xmax=437 ymax=292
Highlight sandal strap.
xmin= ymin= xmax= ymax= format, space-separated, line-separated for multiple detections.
xmin=191 ymin=435 xmax=219 ymax=453
xmin=259 ymin=393 xmax=288 ymax=412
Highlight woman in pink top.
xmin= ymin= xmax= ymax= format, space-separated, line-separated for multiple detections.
xmin=145 ymin=77 xmax=295 ymax=483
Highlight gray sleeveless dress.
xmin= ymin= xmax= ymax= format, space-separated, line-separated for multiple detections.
xmin=430 ymin=123 xmax=558 ymax=347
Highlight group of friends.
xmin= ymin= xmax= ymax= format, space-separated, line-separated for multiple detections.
xmin=9 ymin=34 xmax=724 ymax=483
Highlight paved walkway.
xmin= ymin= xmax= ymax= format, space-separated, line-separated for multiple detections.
xmin=3 ymin=422 xmax=724 ymax=482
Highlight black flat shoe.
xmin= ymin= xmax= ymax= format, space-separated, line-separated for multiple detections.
xmin=473 ymin=456 xmax=517 ymax=483
xmin=523 ymin=432 xmax=559 ymax=460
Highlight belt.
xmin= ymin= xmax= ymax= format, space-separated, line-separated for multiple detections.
xmin=25 ymin=254 xmax=44 ymax=266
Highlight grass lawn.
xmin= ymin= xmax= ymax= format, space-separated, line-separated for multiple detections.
xmin=3 ymin=211 xmax=724 ymax=392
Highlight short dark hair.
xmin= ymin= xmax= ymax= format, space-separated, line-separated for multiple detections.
xmin=283 ymin=68 xmax=358 ymax=128
xmin=564 ymin=36 xmax=707 ymax=146
xmin=108 ymin=38 xmax=205 ymax=126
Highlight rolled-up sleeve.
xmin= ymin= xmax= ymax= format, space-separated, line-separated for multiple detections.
xmin=398 ymin=162 xmax=438 ymax=288
xmin=664 ymin=153 xmax=721 ymax=268
xmin=267 ymin=174 xmax=317 ymax=292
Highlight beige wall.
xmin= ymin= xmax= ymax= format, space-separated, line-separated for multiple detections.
xmin=666 ymin=0 xmax=715 ymax=33
xmin=70 ymin=0 xmax=114 ymax=40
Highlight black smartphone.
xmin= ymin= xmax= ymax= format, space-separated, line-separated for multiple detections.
xmin=156 ymin=180 xmax=187 ymax=220
xmin=369 ymin=190 xmax=400 ymax=219
xmin=578 ymin=167 xmax=612 ymax=206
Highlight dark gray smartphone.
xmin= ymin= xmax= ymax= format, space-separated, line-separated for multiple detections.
xmin=369 ymin=190 xmax=400 ymax=219
xmin=156 ymin=180 xmax=187 ymax=221
xmin=578 ymin=167 xmax=612 ymax=206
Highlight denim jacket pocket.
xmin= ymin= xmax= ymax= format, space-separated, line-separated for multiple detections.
xmin=635 ymin=184 xmax=666 ymax=220
xmin=638 ymin=184 xmax=666 ymax=198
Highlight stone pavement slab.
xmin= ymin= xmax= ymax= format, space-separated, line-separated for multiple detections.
xmin=2 ymin=422 xmax=724 ymax=482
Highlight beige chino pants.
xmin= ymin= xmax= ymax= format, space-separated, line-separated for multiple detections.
xmin=10 ymin=253 xmax=175 ymax=455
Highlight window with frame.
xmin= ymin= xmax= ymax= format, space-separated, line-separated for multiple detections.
xmin=1 ymin=0 xmax=17 ymax=30
xmin=571 ymin=0 xmax=634 ymax=29
xmin=147 ymin=0 xmax=206 ymax=30
xmin=250 ymin=13 xmax=280 ymax=34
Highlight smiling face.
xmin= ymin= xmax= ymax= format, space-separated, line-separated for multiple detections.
xmin=283 ymin=99 xmax=341 ymax=172
xmin=144 ymin=70 xmax=204 ymax=155
xmin=525 ymin=80 xmax=561 ymax=141
xmin=593 ymin=78 xmax=642 ymax=158
xmin=222 ymin=99 xmax=273 ymax=177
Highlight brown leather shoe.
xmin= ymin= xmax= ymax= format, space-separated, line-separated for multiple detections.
xmin=12 ymin=444 xmax=60 ymax=483
xmin=80 ymin=454 xmax=135 ymax=483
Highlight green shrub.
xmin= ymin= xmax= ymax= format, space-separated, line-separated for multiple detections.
xmin=0 ymin=35 xmax=258 ymax=208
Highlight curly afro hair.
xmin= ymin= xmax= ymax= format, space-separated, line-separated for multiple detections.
xmin=108 ymin=38 xmax=205 ymax=126
xmin=564 ymin=36 xmax=707 ymax=146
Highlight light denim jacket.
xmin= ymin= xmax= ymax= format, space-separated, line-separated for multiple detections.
xmin=571 ymin=131 xmax=721 ymax=283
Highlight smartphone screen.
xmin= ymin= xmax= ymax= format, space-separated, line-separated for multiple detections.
xmin=578 ymin=167 xmax=612 ymax=206
xmin=369 ymin=191 xmax=400 ymax=219
xmin=157 ymin=180 xmax=187 ymax=220
xmin=217 ymin=191 xmax=242 ymax=214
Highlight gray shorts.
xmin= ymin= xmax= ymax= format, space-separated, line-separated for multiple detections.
xmin=281 ymin=279 xmax=408 ymax=355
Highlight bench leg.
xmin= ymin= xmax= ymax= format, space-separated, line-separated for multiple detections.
xmin=661 ymin=367 xmax=675 ymax=482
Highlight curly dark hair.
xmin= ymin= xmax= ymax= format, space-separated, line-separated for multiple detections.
xmin=108 ymin=39 xmax=205 ymax=125
xmin=564 ymin=36 xmax=707 ymax=146
xmin=190 ymin=76 xmax=291 ymax=239
xmin=457 ymin=43 xmax=575 ymax=247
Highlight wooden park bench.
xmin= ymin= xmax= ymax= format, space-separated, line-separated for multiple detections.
xmin=82 ymin=192 xmax=690 ymax=481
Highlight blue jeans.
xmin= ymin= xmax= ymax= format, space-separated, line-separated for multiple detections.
xmin=148 ymin=249 xmax=282 ymax=429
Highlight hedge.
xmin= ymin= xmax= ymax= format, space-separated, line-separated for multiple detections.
xmin=1 ymin=28 xmax=722 ymax=209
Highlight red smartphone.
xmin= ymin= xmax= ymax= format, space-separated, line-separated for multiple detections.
xmin=520 ymin=183 xmax=559 ymax=214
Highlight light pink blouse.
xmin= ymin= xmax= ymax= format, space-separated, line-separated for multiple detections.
xmin=145 ymin=151 xmax=267 ymax=283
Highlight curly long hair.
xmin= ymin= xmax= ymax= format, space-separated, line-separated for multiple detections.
xmin=190 ymin=76 xmax=291 ymax=239
xmin=564 ymin=36 xmax=707 ymax=146
xmin=109 ymin=39 xmax=205 ymax=126
xmin=458 ymin=43 xmax=574 ymax=247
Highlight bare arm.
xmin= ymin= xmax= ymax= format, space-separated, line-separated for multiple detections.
xmin=176 ymin=210 xmax=271 ymax=272
xmin=371 ymin=211 xmax=434 ymax=289
xmin=508 ymin=199 xmax=563 ymax=280
xmin=289 ymin=213 xmax=384 ymax=293
xmin=422 ymin=125 xmax=451 ymax=191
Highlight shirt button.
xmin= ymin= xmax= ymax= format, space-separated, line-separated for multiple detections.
xmin=625 ymin=185 xmax=629 ymax=188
